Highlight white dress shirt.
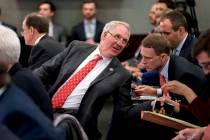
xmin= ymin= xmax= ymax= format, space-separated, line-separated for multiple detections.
xmin=63 ymin=47 xmax=112 ymax=109
xmin=84 ymin=18 xmax=96 ymax=39
xmin=157 ymin=58 xmax=170 ymax=96
xmin=0 ymin=86 xmax=6 ymax=97
xmin=48 ymin=21 xmax=53 ymax=37
xmin=34 ymin=34 xmax=46 ymax=46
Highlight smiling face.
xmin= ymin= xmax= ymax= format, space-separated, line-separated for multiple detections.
xmin=99 ymin=24 xmax=129 ymax=58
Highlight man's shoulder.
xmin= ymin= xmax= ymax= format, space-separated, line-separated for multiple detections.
xmin=39 ymin=36 xmax=64 ymax=49
xmin=113 ymin=58 xmax=132 ymax=77
xmin=96 ymin=20 xmax=105 ymax=26
xmin=72 ymin=21 xmax=84 ymax=29
xmin=1 ymin=83 xmax=34 ymax=106
xmin=69 ymin=40 xmax=96 ymax=48
xmin=171 ymin=55 xmax=203 ymax=75
xmin=53 ymin=23 xmax=64 ymax=31
xmin=185 ymin=34 xmax=197 ymax=47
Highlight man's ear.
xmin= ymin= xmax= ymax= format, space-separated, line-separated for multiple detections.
xmin=29 ymin=26 xmax=34 ymax=34
xmin=178 ymin=26 xmax=185 ymax=35
xmin=50 ymin=11 xmax=55 ymax=17
xmin=160 ymin=53 xmax=168 ymax=61
xmin=101 ymin=32 xmax=107 ymax=40
xmin=29 ymin=26 xmax=38 ymax=35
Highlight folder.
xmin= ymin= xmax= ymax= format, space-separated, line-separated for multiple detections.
xmin=141 ymin=111 xmax=201 ymax=130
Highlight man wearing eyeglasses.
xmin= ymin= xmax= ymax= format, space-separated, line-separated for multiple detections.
xmin=158 ymin=10 xmax=197 ymax=64
xmin=34 ymin=21 xmax=133 ymax=140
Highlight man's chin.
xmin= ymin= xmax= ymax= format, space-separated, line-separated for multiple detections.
xmin=146 ymin=68 xmax=152 ymax=72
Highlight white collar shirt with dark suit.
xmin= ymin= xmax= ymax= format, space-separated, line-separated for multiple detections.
xmin=62 ymin=47 xmax=112 ymax=109
xmin=125 ymin=55 xmax=208 ymax=140
xmin=34 ymin=40 xmax=133 ymax=140
xmin=28 ymin=35 xmax=64 ymax=70
xmin=71 ymin=20 xmax=104 ymax=43
xmin=175 ymin=33 xmax=197 ymax=63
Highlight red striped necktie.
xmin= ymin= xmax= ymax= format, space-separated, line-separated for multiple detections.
xmin=52 ymin=55 xmax=102 ymax=110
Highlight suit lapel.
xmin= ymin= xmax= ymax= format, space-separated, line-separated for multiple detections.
xmin=179 ymin=34 xmax=194 ymax=57
xmin=81 ymin=22 xmax=87 ymax=40
xmin=94 ymin=21 xmax=100 ymax=41
xmin=89 ymin=58 xmax=117 ymax=87
xmin=61 ymin=45 xmax=97 ymax=83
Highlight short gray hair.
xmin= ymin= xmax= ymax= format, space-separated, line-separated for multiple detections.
xmin=101 ymin=21 xmax=131 ymax=39
xmin=0 ymin=25 xmax=20 ymax=65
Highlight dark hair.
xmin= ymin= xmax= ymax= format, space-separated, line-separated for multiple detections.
xmin=160 ymin=10 xmax=188 ymax=31
xmin=157 ymin=0 xmax=175 ymax=9
xmin=83 ymin=0 xmax=97 ymax=8
xmin=192 ymin=29 xmax=210 ymax=58
xmin=38 ymin=1 xmax=56 ymax=12
xmin=142 ymin=33 xmax=171 ymax=55
xmin=25 ymin=13 xmax=49 ymax=33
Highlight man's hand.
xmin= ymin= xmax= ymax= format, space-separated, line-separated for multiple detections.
xmin=134 ymin=85 xmax=156 ymax=96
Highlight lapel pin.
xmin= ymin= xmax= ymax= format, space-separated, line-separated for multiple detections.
xmin=109 ymin=68 xmax=114 ymax=72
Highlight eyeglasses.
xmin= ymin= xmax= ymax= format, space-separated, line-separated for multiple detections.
xmin=107 ymin=31 xmax=129 ymax=46
xmin=199 ymin=62 xmax=210 ymax=69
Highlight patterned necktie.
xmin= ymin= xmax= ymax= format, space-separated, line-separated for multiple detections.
xmin=159 ymin=75 xmax=169 ymax=97
xmin=52 ymin=55 xmax=102 ymax=110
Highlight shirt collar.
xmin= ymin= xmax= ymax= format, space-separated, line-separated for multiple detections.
xmin=90 ymin=46 xmax=111 ymax=61
xmin=34 ymin=34 xmax=46 ymax=46
xmin=84 ymin=18 xmax=96 ymax=25
xmin=0 ymin=86 xmax=7 ymax=97
xmin=176 ymin=33 xmax=188 ymax=54
xmin=160 ymin=57 xmax=170 ymax=82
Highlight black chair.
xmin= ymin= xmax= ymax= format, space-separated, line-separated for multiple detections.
xmin=54 ymin=114 xmax=89 ymax=140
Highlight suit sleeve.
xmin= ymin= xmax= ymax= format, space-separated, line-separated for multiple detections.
xmin=33 ymin=42 xmax=74 ymax=88
xmin=188 ymin=97 xmax=210 ymax=125
xmin=113 ymin=73 xmax=152 ymax=121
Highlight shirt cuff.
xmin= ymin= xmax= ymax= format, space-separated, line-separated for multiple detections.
xmin=156 ymin=88 xmax=162 ymax=97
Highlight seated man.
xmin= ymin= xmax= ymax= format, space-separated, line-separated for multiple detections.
xmin=0 ymin=60 xmax=64 ymax=140
xmin=0 ymin=25 xmax=53 ymax=119
xmin=131 ymin=33 xmax=207 ymax=140
xmin=34 ymin=21 xmax=132 ymax=140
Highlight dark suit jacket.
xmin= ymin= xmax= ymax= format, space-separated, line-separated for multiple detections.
xmin=168 ymin=55 xmax=206 ymax=104
xmin=71 ymin=20 xmax=104 ymax=43
xmin=34 ymin=40 xmax=132 ymax=140
xmin=9 ymin=63 xmax=53 ymax=120
xmin=53 ymin=23 xmax=67 ymax=46
xmin=179 ymin=34 xmax=197 ymax=63
xmin=0 ymin=83 xmax=64 ymax=140
xmin=28 ymin=35 xmax=64 ymax=70
xmin=0 ymin=125 xmax=20 ymax=140
xmin=124 ymin=55 xmax=207 ymax=140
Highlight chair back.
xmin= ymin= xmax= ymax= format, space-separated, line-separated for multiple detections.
xmin=54 ymin=114 xmax=89 ymax=140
